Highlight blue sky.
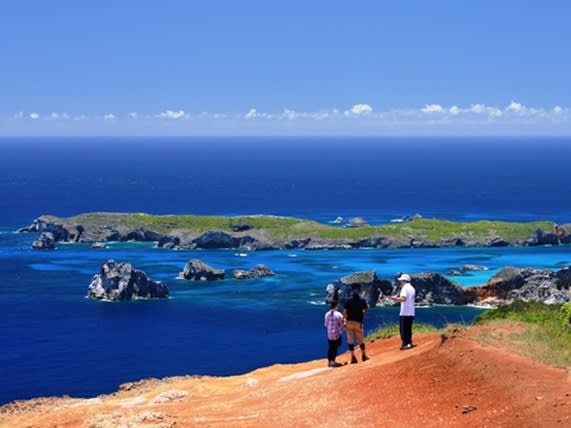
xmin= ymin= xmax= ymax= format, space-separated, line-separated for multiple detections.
xmin=1 ymin=0 xmax=570 ymax=135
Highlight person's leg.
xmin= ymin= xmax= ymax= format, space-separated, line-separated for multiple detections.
xmin=332 ymin=337 xmax=341 ymax=360
xmin=356 ymin=324 xmax=369 ymax=361
xmin=327 ymin=339 xmax=336 ymax=364
xmin=327 ymin=337 xmax=343 ymax=367
xmin=403 ymin=316 xmax=413 ymax=346
xmin=407 ymin=316 xmax=415 ymax=346
xmin=346 ymin=322 xmax=358 ymax=363
xmin=399 ymin=316 xmax=406 ymax=347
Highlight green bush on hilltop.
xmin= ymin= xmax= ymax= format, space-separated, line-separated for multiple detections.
xmin=473 ymin=300 xmax=566 ymax=326
xmin=473 ymin=300 xmax=571 ymax=368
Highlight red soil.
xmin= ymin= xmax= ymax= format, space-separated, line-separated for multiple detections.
xmin=1 ymin=327 xmax=569 ymax=428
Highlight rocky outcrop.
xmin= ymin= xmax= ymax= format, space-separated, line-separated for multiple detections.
xmin=23 ymin=218 xmax=70 ymax=248
xmin=87 ymin=260 xmax=168 ymax=301
xmin=527 ymin=228 xmax=559 ymax=246
xmin=476 ymin=266 xmax=571 ymax=306
xmin=448 ymin=265 xmax=488 ymax=276
xmin=406 ymin=273 xmax=477 ymax=306
xmin=326 ymin=266 xmax=571 ymax=308
xmin=229 ymin=223 xmax=254 ymax=232
xmin=555 ymin=224 xmax=570 ymax=244
xmin=285 ymin=238 xmax=311 ymax=249
xmin=325 ymin=271 xmax=391 ymax=308
xmin=346 ymin=217 xmax=369 ymax=228
xmin=191 ymin=231 xmax=256 ymax=249
xmin=233 ymin=264 xmax=275 ymax=280
xmin=326 ymin=272 xmax=476 ymax=308
xmin=32 ymin=232 xmax=57 ymax=250
xmin=180 ymin=259 xmax=225 ymax=281
xmin=121 ymin=228 xmax=163 ymax=242
xmin=157 ymin=236 xmax=181 ymax=249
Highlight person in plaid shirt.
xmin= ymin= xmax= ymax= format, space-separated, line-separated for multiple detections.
xmin=324 ymin=300 xmax=346 ymax=367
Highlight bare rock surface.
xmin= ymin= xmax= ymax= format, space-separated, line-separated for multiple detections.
xmin=87 ymin=260 xmax=169 ymax=301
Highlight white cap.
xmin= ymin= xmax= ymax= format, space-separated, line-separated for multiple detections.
xmin=397 ymin=274 xmax=411 ymax=282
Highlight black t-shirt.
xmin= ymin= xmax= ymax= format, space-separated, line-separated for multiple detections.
xmin=344 ymin=295 xmax=368 ymax=323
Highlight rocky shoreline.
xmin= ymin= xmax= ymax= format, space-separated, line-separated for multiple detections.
xmin=17 ymin=212 xmax=571 ymax=251
xmin=326 ymin=266 xmax=571 ymax=308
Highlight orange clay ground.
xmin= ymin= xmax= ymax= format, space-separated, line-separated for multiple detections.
xmin=1 ymin=325 xmax=569 ymax=428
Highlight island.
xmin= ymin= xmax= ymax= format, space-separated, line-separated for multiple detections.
xmin=17 ymin=212 xmax=571 ymax=250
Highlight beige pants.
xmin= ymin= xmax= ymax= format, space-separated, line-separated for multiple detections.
xmin=346 ymin=320 xmax=364 ymax=345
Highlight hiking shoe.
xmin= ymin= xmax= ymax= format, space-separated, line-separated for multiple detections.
xmin=362 ymin=354 xmax=370 ymax=362
xmin=350 ymin=356 xmax=358 ymax=364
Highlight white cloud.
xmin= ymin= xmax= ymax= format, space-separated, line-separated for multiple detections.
xmin=4 ymin=102 xmax=570 ymax=136
xmin=349 ymin=103 xmax=373 ymax=115
xmin=244 ymin=108 xmax=275 ymax=119
xmin=469 ymin=104 xmax=502 ymax=117
xmin=470 ymin=104 xmax=486 ymax=114
xmin=421 ymin=104 xmax=444 ymax=113
xmin=506 ymin=101 xmax=524 ymax=113
xmin=48 ymin=112 xmax=70 ymax=120
xmin=157 ymin=110 xmax=186 ymax=120
xmin=282 ymin=109 xmax=297 ymax=120
xmin=280 ymin=109 xmax=330 ymax=120
xmin=344 ymin=104 xmax=373 ymax=116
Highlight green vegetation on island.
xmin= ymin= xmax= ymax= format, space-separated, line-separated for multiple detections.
xmin=34 ymin=212 xmax=568 ymax=247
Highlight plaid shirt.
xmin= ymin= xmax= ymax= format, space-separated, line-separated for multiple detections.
xmin=324 ymin=309 xmax=344 ymax=340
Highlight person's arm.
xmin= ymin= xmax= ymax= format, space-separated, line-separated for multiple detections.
xmin=391 ymin=286 xmax=407 ymax=302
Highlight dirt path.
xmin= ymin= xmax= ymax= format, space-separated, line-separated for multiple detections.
xmin=1 ymin=328 xmax=570 ymax=427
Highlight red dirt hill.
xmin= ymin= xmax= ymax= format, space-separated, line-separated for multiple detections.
xmin=1 ymin=326 xmax=569 ymax=427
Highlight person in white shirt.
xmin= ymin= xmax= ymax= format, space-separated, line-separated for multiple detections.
xmin=391 ymin=273 xmax=416 ymax=350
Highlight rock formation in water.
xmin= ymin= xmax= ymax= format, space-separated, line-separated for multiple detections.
xmin=32 ymin=232 xmax=57 ymax=249
xmin=232 ymin=264 xmax=275 ymax=280
xmin=325 ymin=271 xmax=391 ymax=308
xmin=87 ymin=260 xmax=168 ymax=301
xmin=180 ymin=259 xmax=225 ymax=281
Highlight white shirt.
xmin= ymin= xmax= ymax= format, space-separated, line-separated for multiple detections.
xmin=399 ymin=283 xmax=415 ymax=316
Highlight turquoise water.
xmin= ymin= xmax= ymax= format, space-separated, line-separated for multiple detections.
xmin=1 ymin=230 xmax=569 ymax=403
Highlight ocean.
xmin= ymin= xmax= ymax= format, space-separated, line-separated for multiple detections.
xmin=1 ymin=137 xmax=570 ymax=404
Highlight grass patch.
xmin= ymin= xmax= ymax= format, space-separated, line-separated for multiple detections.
xmin=366 ymin=323 xmax=441 ymax=341
xmin=473 ymin=301 xmax=571 ymax=368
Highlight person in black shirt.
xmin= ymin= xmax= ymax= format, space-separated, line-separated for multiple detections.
xmin=343 ymin=284 xmax=370 ymax=363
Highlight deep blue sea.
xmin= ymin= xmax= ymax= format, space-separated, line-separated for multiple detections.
xmin=1 ymin=137 xmax=570 ymax=405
